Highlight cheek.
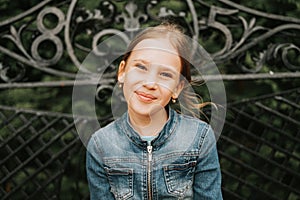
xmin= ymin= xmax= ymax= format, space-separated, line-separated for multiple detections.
xmin=123 ymin=73 xmax=142 ymax=90
xmin=159 ymin=82 xmax=179 ymax=94
xmin=125 ymin=71 xmax=138 ymax=81
xmin=122 ymin=75 xmax=140 ymax=98
xmin=122 ymin=83 xmax=134 ymax=103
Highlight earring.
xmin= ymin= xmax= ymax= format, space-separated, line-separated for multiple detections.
xmin=118 ymin=83 xmax=123 ymax=88
xmin=171 ymin=97 xmax=177 ymax=103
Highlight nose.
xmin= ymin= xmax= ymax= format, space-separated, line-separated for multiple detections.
xmin=143 ymin=73 xmax=158 ymax=90
xmin=143 ymin=81 xmax=158 ymax=89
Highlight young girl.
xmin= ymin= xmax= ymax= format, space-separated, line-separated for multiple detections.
xmin=86 ymin=22 xmax=223 ymax=199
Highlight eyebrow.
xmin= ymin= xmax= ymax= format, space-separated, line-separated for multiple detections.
xmin=133 ymin=59 xmax=149 ymax=64
xmin=132 ymin=59 xmax=178 ymax=73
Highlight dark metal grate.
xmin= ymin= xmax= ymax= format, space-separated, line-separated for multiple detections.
xmin=0 ymin=88 xmax=299 ymax=199
xmin=219 ymin=88 xmax=300 ymax=200
xmin=0 ymin=107 xmax=91 ymax=200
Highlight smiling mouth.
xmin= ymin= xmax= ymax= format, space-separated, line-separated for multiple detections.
xmin=135 ymin=91 xmax=157 ymax=102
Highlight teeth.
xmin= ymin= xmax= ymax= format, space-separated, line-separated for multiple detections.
xmin=140 ymin=94 xmax=152 ymax=100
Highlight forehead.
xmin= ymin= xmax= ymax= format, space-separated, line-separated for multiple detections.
xmin=128 ymin=38 xmax=181 ymax=71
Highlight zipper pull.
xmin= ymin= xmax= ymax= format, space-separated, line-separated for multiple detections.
xmin=147 ymin=144 xmax=153 ymax=161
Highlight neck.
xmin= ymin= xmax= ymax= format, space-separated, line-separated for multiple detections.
xmin=128 ymin=107 xmax=168 ymax=136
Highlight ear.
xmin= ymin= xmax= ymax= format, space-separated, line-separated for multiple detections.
xmin=172 ymin=80 xmax=184 ymax=99
xmin=117 ymin=60 xmax=126 ymax=83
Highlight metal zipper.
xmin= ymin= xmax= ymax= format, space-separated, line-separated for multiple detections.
xmin=147 ymin=143 xmax=153 ymax=200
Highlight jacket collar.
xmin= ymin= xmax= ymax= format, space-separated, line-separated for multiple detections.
xmin=117 ymin=107 xmax=178 ymax=149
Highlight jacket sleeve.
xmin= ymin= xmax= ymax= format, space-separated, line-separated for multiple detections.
xmin=86 ymin=135 xmax=115 ymax=200
xmin=193 ymin=125 xmax=223 ymax=200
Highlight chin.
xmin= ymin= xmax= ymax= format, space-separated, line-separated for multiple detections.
xmin=127 ymin=95 xmax=167 ymax=114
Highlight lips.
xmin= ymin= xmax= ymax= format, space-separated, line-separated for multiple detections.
xmin=135 ymin=91 xmax=157 ymax=102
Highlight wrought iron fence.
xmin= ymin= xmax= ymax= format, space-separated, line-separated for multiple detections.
xmin=0 ymin=0 xmax=299 ymax=199
xmin=0 ymin=106 xmax=91 ymax=199
xmin=220 ymin=87 xmax=300 ymax=200
xmin=1 ymin=88 xmax=299 ymax=199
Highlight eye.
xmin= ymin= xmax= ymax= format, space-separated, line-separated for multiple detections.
xmin=136 ymin=64 xmax=147 ymax=71
xmin=160 ymin=72 xmax=173 ymax=78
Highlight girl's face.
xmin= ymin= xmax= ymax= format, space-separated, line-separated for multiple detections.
xmin=118 ymin=38 xmax=184 ymax=117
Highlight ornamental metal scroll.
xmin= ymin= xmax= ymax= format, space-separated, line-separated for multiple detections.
xmin=0 ymin=0 xmax=299 ymax=85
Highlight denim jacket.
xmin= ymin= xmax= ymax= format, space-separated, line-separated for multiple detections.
xmin=86 ymin=108 xmax=223 ymax=200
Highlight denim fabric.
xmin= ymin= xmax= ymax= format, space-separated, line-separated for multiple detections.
xmin=86 ymin=109 xmax=223 ymax=200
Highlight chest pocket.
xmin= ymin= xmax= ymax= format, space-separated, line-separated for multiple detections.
xmin=105 ymin=167 xmax=134 ymax=200
xmin=163 ymin=161 xmax=197 ymax=197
